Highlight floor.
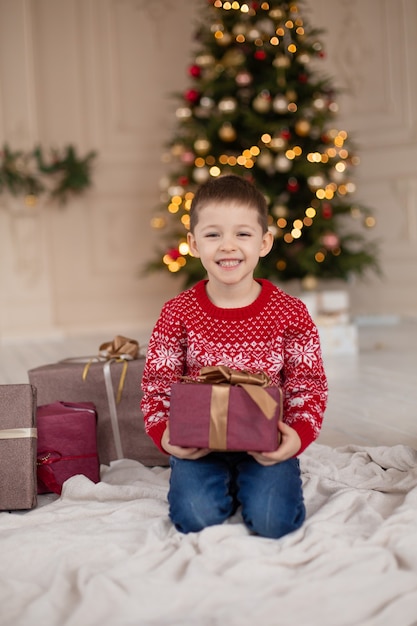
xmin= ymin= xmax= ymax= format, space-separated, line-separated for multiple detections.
xmin=1 ymin=319 xmax=416 ymax=451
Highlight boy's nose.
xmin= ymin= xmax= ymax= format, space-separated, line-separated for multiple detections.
xmin=220 ymin=235 xmax=236 ymax=251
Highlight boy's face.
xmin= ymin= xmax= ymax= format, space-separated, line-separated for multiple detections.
xmin=187 ymin=201 xmax=273 ymax=287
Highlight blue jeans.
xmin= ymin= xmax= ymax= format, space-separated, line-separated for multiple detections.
xmin=168 ymin=452 xmax=305 ymax=539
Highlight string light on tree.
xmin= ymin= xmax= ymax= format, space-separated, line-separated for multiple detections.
xmin=146 ymin=0 xmax=379 ymax=285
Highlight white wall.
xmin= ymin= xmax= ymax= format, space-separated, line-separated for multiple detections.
xmin=0 ymin=0 xmax=416 ymax=341
xmin=309 ymin=0 xmax=417 ymax=317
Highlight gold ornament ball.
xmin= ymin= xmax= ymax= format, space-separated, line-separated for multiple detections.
xmin=253 ymin=94 xmax=271 ymax=113
xmin=273 ymin=55 xmax=291 ymax=69
xmin=269 ymin=8 xmax=283 ymax=19
xmin=301 ymin=275 xmax=319 ymax=291
xmin=313 ymin=97 xmax=326 ymax=111
xmin=194 ymin=138 xmax=211 ymax=155
xmin=247 ymin=28 xmax=261 ymax=41
xmin=170 ymin=143 xmax=184 ymax=157
xmin=275 ymin=154 xmax=292 ymax=173
xmin=193 ymin=166 xmax=210 ymax=184
xmin=217 ymin=32 xmax=232 ymax=46
xmin=168 ymin=185 xmax=184 ymax=197
xmin=232 ymin=22 xmax=247 ymax=36
xmin=308 ymin=175 xmax=326 ymax=190
xmin=272 ymin=204 xmax=288 ymax=218
xmin=295 ymin=119 xmax=311 ymax=136
xmin=200 ymin=96 xmax=215 ymax=110
xmin=269 ymin=135 xmax=287 ymax=151
xmin=222 ymin=49 xmax=245 ymax=67
xmin=176 ymin=106 xmax=192 ymax=120
xmin=218 ymin=96 xmax=238 ymax=113
xmin=298 ymin=53 xmax=311 ymax=65
xmin=218 ymin=123 xmax=237 ymax=142
xmin=272 ymin=94 xmax=288 ymax=113
xmin=256 ymin=150 xmax=273 ymax=169
xmin=195 ymin=54 xmax=215 ymax=67
xmin=286 ymin=89 xmax=298 ymax=102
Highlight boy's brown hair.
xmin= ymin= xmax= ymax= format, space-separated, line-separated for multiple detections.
xmin=189 ymin=174 xmax=269 ymax=233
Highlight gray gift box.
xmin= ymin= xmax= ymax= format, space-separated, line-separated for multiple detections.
xmin=28 ymin=357 xmax=167 ymax=467
xmin=0 ymin=384 xmax=38 ymax=511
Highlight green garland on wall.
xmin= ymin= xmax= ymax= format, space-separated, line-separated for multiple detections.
xmin=0 ymin=144 xmax=97 ymax=206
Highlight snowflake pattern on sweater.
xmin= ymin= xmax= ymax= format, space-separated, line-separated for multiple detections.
xmin=141 ymin=279 xmax=328 ymax=455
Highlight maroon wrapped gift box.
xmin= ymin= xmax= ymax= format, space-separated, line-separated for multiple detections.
xmin=37 ymin=401 xmax=100 ymax=494
xmin=0 ymin=384 xmax=37 ymax=511
xmin=169 ymin=367 xmax=283 ymax=452
xmin=28 ymin=357 xmax=167 ymax=467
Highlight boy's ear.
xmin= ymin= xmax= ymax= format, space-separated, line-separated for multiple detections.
xmin=259 ymin=230 xmax=274 ymax=257
xmin=187 ymin=231 xmax=200 ymax=258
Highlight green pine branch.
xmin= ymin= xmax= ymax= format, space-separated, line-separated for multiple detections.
xmin=0 ymin=144 xmax=97 ymax=206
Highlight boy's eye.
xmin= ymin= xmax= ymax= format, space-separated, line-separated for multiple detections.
xmin=238 ymin=232 xmax=251 ymax=237
xmin=205 ymin=233 xmax=219 ymax=238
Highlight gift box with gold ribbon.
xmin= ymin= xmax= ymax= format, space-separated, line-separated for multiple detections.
xmin=169 ymin=366 xmax=283 ymax=452
xmin=0 ymin=384 xmax=38 ymax=510
xmin=28 ymin=336 xmax=167 ymax=467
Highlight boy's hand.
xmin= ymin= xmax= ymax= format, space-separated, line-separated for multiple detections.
xmin=248 ymin=421 xmax=301 ymax=466
xmin=161 ymin=422 xmax=210 ymax=460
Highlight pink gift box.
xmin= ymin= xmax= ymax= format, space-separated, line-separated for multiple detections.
xmin=169 ymin=369 xmax=283 ymax=452
xmin=36 ymin=401 xmax=100 ymax=494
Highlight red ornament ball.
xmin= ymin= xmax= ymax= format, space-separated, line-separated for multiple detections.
xmin=184 ymin=89 xmax=200 ymax=104
xmin=287 ymin=177 xmax=299 ymax=193
xmin=178 ymin=176 xmax=189 ymax=186
xmin=188 ymin=65 xmax=201 ymax=78
xmin=322 ymin=203 xmax=333 ymax=219
xmin=298 ymin=73 xmax=308 ymax=83
xmin=167 ymin=248 xmax=181 ymax=261
xmin=280 ymin=129 xmax=291 ymax=140
xmin=254 ymin=50 xmax=267 ymax=61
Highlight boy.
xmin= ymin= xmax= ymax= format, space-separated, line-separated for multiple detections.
xmin=141 ymin=174 xmax=327 ymax=538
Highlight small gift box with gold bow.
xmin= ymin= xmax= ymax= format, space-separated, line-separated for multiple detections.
xmin=28 ymin=336 xmax=167 ymax=467
xmin=0 ymin=384 xmax=38 ymax=510
xmin=169 ymin=366 xmax=283 ymax=452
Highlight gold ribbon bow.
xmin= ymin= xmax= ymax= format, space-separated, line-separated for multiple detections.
xmin=191 ymin=366 xmax=280 ymax=450
xmin=82 ymin=336 xmax=139 ymax=402
xmin=98 ymin=335 xmax=139 ymax=360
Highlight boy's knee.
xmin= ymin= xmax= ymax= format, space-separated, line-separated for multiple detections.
xmin=169 ymin=494 xmax=232 ymax=534
xmin=242 ymin=503 xmax=306 ymax=539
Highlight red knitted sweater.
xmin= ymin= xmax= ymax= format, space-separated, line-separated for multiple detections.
xmin=141 ymin=279 xmax=327 ymax=455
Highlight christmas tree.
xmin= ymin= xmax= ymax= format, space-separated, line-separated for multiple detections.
xmin=147 ymin=0 xmax=379 ymax=289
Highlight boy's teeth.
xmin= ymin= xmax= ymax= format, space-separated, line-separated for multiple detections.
xmin=219 ymin=260 xmax=240 ymax=267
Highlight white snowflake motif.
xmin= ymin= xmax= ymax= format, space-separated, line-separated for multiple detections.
xmin=265 ymin=350 xmax=285 ymax=373
xmin=153 ymin=345 xmax=183 ymax=371
xmin=145 ymin=411 xmax=166 ymax=428
xmin=286 ymin=338 xmax=319 ymax=368
xmin=227 ymin=352 xmax=252 ymax=369
xmin=186 ymin=342 xmax=204 ymax=370
xmin=289 ymin=397 xmax=305 ymax=408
